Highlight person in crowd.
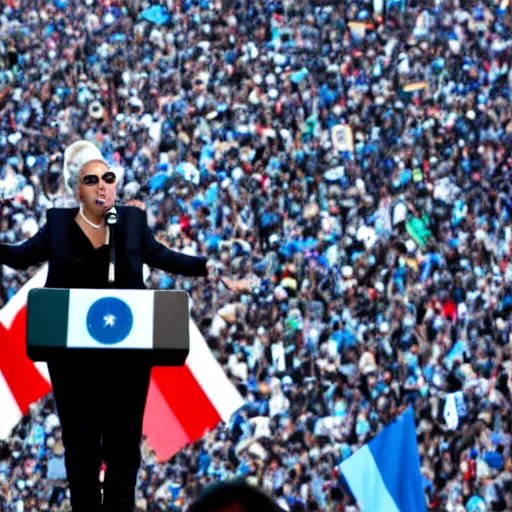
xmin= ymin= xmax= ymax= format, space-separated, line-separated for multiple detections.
xmin=188 ymin=480 xmax=284 ymax=512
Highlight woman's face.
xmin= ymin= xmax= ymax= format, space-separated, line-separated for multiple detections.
xmin=76 ymin=161 xmax=117 ymax=214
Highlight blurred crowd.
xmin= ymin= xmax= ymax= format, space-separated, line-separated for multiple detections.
xmin=0 ymin=0 xmax=512 ymax=510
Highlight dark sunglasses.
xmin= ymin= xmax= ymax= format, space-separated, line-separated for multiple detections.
xmin=81 ymin=171 xmax=116 ymax=186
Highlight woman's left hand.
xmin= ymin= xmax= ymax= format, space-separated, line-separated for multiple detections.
xmin=206 ymin=259 xmax=258 ymax=292
xmin=220 ymin=276 xmax=256 ymax=292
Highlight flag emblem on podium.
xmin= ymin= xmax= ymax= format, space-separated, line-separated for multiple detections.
xmin=86 ymin=297 xmax=134 ymax=345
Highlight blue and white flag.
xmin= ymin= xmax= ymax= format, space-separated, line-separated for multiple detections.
xmin=374 ymin=0 xmax=407 ymax=13
xmin=444 ymin=391 xmax=467 ymax=430
xmin=340 ymin=408 xmax=426 ymax=512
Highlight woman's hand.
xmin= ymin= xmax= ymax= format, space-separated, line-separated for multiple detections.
xmin=220 ymin=276 xmax=257 ymax=292
xmin=206 ymin=259 xmax=259 ymax=292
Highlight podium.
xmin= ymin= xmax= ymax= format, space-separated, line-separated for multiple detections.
xmin=26 ymin=288 xmax=190 ymax=366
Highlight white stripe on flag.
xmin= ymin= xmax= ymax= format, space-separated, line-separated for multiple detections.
xmin=187 ymin=320 xmax=244 ymax=422
xmin=67 ymin=289 xmax=155 ymax=349
xmin=341 ymin=445 xmax=400 ymax=512
xmin=0 ymin=265 xmax=48 ymax=329
xmin=0 ymin=371 xmax=23 ymax=439
xmin=34 ymin=362 xmax=51 ymax=384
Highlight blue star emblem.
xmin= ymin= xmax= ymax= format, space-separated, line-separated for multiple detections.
xmin=86 ymin=297 xmax=133 ymax=345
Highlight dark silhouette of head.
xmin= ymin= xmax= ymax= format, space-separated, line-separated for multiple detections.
xmin=189 ymin=480 xmax=284 ymax=512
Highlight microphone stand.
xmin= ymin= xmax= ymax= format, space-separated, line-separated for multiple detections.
xmin=105 ymin=207 xmax=118 ymax=288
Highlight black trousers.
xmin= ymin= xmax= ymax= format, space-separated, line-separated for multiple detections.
xmin=48 ymin=358 xmax=152 ymax=512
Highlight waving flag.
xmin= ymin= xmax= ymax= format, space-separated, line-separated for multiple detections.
xmin=444 ymin=391 xmax=468 ymax=430
xmin=0 ymin=266 xmax=244 ymax=460
xmin=0 ymin=268 xmax=51 ymax=439
xmin=374 ymin=0 xmax=407 ymax=13
xmin=340 ymin=408 xmax=426 ymax=512
xmin=140 ymin=5 xmax=170 ymax=25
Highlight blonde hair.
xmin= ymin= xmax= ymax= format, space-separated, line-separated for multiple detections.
xmin=62 ymin=140 xmax=124 ymax=196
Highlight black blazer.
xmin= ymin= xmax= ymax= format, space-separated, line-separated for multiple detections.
xmin=0 ymin=206 xmax=207 ymax=289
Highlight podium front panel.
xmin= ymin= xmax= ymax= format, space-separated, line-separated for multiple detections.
xmin=26 ymin=288 xmax=190 ymax=366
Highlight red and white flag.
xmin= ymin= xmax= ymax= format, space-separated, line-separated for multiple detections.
xmin=0 ymin=267 xmax=244 ymax=461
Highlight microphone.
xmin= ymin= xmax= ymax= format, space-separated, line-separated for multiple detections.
xmin=105 ymin=206 xmax=118 ymax=225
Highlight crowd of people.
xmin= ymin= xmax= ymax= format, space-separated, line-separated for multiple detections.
xmin=0 ymin=0 xmax=511 ymax=510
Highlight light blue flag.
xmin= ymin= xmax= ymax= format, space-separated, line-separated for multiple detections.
xmin=373 ymin=0 xmax=407 ymax=13
xmin=141 ymin=5 xmax=170 ymax=25
xmin=340 ymin=408 xmax=426 ymax=512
